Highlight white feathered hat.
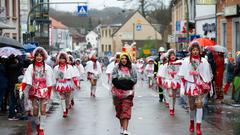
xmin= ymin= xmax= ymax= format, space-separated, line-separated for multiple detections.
xmin=56 ymin=51 xmax=69 ymax=63
xmin=188 ymin=41 xmax=201 ymax=53
xmin=32 ymin=47 xmax=48 ymax=60
xmin=160 ymin=53 xmax=167 ymax=60
xmin=166 ymin=49 xmax=176 ymax=58
xmin=75 ymin=58 xmax=81 ymax=62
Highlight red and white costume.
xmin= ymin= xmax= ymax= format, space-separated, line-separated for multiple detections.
xmin=85 ymin=60 xmax=102 ymax=80
xmin=23 ymin=63 xmax=53 ymax=99
xmin=160 ymin=61 xmax=181 ymax=90
xmin=53 ymin=64 xmax=76 ymax=93
xmin=21 ymin=47 xmax=53 ymax=135
xmin=178 ymin=57 xmax=213 ymax=96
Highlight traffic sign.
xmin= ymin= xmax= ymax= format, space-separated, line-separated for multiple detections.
xmin=136 ymin=24 xmax=142 ymax=31
xmin=77 ymin=5 xmax=88 ymax=16
xmin=150 ymin=49 xmax=157 ymax=55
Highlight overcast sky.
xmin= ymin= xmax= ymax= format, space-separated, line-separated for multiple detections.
xmin=50 ymin=0 xmax=170 ymax=11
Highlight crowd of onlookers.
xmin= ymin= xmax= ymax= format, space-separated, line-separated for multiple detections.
xmin=0 ymin=55 xmax=32 ymax=120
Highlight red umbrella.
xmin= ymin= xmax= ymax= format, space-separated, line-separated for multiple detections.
xmin=191 ymin=38 xmax=216 ymax=47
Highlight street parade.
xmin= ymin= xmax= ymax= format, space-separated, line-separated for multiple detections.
xmin=0 ymin=0 xmax=240 ymax=135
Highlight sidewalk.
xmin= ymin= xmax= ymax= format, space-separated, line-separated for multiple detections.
xmin=0 ymin=111 xmax=27 ymax=135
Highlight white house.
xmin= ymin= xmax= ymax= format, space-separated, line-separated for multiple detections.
xmin=86 ymin=31 xmax=99 ymax=49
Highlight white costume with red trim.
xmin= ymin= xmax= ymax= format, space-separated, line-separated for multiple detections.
xmin=106 ymin=61 xmax=117 ymax=74
xmin=85 ymin=60 xmax=102 ymax=80
xmin=159 ymin=61 xmax=181 ymax=90
xmin=144 ymin=63 xmax=154 ymax=77
xmin=53 ymin=65 xmax=75 ymax=93
xmin=178 ymin=57 xmax=213 ymax=96
xmin=22 ymin=63 xmax=53 ymax=99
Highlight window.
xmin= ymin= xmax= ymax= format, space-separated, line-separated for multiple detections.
xmin=12 ymin=33 xmax=17 ymax=40
xmin=234 ymin=22 xmax=240 ymax=53
xmin=102 ymin=30 xmax=104 ymax=37
xmin=105 ymin=29 xmax=107 ymax=37
xmin=109 ymin=29 xmax=111 ymax=37
xmin=105 ymin=45 xmax=108 ymax=51
xmin=4 ymin=33 xmax=10 ymax=37
xmin=5 ymin=0 xmax=9 ymax=17
xmin=109 ymin=45 xmax=111 ymax=51
xmin=221 ymin=23 xmax=227 ymax=47
xmin=12 ymin=0 xmax=17 ymax=18
xmin=102 ymin=44 xmax=104 ymax=52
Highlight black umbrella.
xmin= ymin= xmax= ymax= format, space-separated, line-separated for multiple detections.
xmin=0 ymin=36 xmax=23 ymax=49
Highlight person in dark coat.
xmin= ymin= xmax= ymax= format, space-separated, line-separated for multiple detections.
xmin=154 ymin=47 xmax=166 ymax=102
xmin=5 ymin=55 xmax=23 ymax=120
xmin=0 ymin=57 xmax=8 ymax=112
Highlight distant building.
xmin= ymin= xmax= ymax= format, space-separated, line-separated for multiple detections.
xmin=216 ymin=0 xmax=240 ymax=56
xmin=98 ymin=11 xmax=162 ymax=57
xmin=49 ymin=17 xmax=72 ymax=50
xmin=99 ymin=24 xmax=121 ymax=57
xmin=0 ymin=0 xmax=20 ymax=41
xmin=112 ymin=11 xmax=162 ymax=55
xmin=86 ymin=31 xmax=99 ymax=49
xmin=29 ymin=0 xmax=50 ymax=50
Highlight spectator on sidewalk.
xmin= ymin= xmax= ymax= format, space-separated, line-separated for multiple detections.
xmin=0 ymin=57 xmax=8 ymax=112
xmin=5 ymin=55 xmax=23 ymax=120
xmin=213 ymin=52 xmax=225 ymax=103
xmin=224 ymin=57 xmax=235 ymax=95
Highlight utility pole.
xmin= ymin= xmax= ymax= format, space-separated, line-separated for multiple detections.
xmin=185 ymin=0 xmax=190 ymax=43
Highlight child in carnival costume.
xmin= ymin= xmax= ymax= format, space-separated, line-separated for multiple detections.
xmin=144 ymin=57 xmax=155 ymax=88
xmin=53 ymin=52 xmax=79 ymax=118
xmin=157 ymin=53 xmax=169 ymax=107
xmin=68 ymin=55 xmax=80 ymax=109
xmin=75 ymin=58 xmax=85 ymax=82
xmin=21 ymin=47 xmax=53 ymax=135
xmin=159 ymin=49 xmax=181 ymax=115
xmin=85 ymin=52 xmax=102 ymax=97
xmin=136 ymin=59 xmax=145 ymax=82
xmin=178 ymin=42 xmax=213 ymax=135
xmin=106 ymin=54 xmax=120 ymax=84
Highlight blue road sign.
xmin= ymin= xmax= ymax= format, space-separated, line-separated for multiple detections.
xmin=77 ymin=5 xmax=88 ymax=16
xmin=136 ymin=24 xmax=142 ymax=31
xmin=150 ymin=49 xmax=157 ymax=55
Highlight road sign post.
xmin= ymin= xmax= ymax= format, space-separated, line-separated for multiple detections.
xmin=77 ymin=5 xmax=88 ymax=16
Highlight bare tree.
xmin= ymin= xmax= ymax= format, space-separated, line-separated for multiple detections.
xmin=124 ymin=0 xmax=166 ymax=17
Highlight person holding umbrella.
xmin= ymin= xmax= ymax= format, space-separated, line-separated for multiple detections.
xmin=21 ymin=47 xmax=53 ymax=135
xmin=178 ymin=42 xmax=213 ymax=135
xmin=111 ymin=53 xmax=137 ymax=135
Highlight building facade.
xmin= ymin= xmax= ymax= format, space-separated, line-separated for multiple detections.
xmin=195 ymin=1 xmax=216 ymax=40
xmin=99 ymin=24 xmax=120 ymax=57
xmin=113 ymin=11 xmax=162 ymax=56
xmin=86 ymin=31 xmax=99 ymax=49
xmin=49 ymin=17 xmax=72 ymax=50
xmin=29 ymin=0 xmax=50 ymax=50
xmin=1 ymin=0 xmax=20 ymax=41
xmin=217 ymin=0 xmax=240 ymax=56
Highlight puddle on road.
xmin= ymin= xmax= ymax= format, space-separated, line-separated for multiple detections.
xmin=203 ymin=105 xmax=240 ymax=135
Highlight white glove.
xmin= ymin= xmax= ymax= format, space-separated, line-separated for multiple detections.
xmin=19 ymin=90 xmax=24 ymax=99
